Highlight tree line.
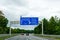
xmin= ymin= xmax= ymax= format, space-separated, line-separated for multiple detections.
xmin=34 ymin=16 xmax=60 ymax=35
xmin=1 ymin=10 xmax=60 ymax=34
xmin=11 ymin=28 xmax=33 ymax=33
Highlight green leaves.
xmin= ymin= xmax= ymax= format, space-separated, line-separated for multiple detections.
xmin=34 ymin=16 xmax=60 ymax=35
xmin=0 ymin=13 xmax=8 ymax=27
xmin=43 ymin=18 xmax=49 ymax=34
xmin=0 ymin=11 xmax=8 ymax=34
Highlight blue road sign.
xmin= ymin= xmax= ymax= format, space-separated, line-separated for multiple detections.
xmin=20 ymin=17 xmax=38 ymax=25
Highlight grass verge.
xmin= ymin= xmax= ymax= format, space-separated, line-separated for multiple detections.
xmin=0 ymin=34 xmax=18 ymax=40
xmin=34 ymin=34 xmax=60 ymax=40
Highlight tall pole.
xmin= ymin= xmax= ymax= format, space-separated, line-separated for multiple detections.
xmin=42 ymin=20 xmax=43 ymax=35
xmin=10 ymin=21 xmax=11 ymax=36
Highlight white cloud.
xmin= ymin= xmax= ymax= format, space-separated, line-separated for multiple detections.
xmin=0 ymin=0 xmax=60 ymax=30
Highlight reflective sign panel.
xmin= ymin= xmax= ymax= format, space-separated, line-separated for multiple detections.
xmin=20 ymin=17 xmax=38 ymax=25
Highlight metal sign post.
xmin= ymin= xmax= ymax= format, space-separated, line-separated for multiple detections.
xmin=9 ymin=21 xmax=20 ymax=36
xmin=9 ymin=21 xmax=11 ymax=36
xmin=42 ymin=20 xmax=43 ymax=35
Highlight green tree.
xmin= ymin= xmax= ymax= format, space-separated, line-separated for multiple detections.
xmin=34 ymin=16 xmax=60 ymax=35
xmin=34 ymin=23 xmax=42 ymax=34
xmin=0 ymin=11 xmax=8 ymax=34
xmin=48 ymin=17 xmax=57 ymax=34
xmin=0 ymin=11 xmax=8 ymax=27
xmin=58 ymin=19 xmax=60 ymax=26
xmin=43 ymin=18 xmax=49 ymax=34
xmin=55 ymin=26 xmax=60 ymax=34
xmin=55 ymin=19 xmax=60 ymax=34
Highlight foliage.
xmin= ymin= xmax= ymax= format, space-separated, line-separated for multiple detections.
xmin=0 ymin=11 xmax=8 ymax=34
xmin=34 ymin=16 xmax=60 ymax=35
xmin=0 ymin=11 xmax=8 ymax=27
xmin=43 ymin=18 xmax=49 ymax=34
xmin=34 ymin=23 xmax=42 ymax=34
xmin=11 ymin=28 xmax=34 ymax=33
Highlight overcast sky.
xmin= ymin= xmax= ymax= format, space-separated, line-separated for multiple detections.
xmin=0 ymin=0 xmax=60 ymax=30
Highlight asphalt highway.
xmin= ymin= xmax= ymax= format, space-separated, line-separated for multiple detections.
xmin=5 ymin=34 xmax=53 ymax=40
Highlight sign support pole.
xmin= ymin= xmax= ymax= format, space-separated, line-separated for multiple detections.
xmin=42 ymin=20 xmax=43 ymax=35
xmin=9 ymin=21 xmax=11 ymax=36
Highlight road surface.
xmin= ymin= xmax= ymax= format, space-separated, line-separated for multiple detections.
xmin=5 ymin=34 xmax=53 ymax=40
